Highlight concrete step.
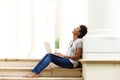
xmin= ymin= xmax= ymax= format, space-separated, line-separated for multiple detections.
xmin=0 ymin=58 xmax=82 ymax=77
xmin=0 ymin=77 xmax=83 ymax=80
xmin=0 ymin=67 xmax=82 ymax=77
xmin=0 ymin=58 xmax=60 ymax=68
xmin=0 ymin=58 xmax=40 ymax=67
xmin=0 ymin=67 xmax=51 ymax=77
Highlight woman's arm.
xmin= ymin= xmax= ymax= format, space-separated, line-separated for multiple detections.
xmin=55 ymin=47 xmax=82 ymax=60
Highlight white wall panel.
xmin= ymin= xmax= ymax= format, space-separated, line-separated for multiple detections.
xmin=8 ymin=0 xmax=18 ymax=57
xmin=83 ymin=36 xmax=120 ymax=53
xmin=17 ymin=0 xmax=32 ymax=58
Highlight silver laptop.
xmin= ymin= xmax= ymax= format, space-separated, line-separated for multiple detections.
xmin=44 ymin=42 xmax=53 ymax=53
xmin=44 ymin=42 xmax=64 ymax=58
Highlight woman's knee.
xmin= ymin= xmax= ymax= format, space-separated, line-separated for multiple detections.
xmin=45 ymin=53 xmax=53 ymax=57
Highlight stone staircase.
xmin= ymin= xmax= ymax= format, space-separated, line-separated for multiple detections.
xmin=0 ymin=58 xmax=83 ymax=80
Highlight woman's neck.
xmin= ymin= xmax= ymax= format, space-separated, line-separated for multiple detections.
xmin=73 ymin=35 xmax=78 ymax=41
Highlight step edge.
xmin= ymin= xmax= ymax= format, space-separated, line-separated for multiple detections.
xmin=0 ymin=77 xmax=83 ymax=79
xmin=0 ymin=67 xmax=81 ymax=71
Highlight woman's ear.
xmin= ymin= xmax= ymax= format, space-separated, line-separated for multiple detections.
xmin=78 ymin=33 xmax=81 ymax=38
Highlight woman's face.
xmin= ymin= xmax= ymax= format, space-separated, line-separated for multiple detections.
xmin=72 ymin=27 xmax=80 ymax=35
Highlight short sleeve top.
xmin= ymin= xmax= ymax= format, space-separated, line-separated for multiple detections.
xmin=66 ymin=38 xmax=82 ymax=67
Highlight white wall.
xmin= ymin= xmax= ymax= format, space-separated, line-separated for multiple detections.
xmin=84 ymin=0 xmax=120 ymax=59
xmin=0 ymin=0 xmax=56 ymax=59
xmin=83 ymin=0 xmax=120 ymax=80
xmin=58 ymin=0 xmax=88 ymax=53
xmin=88 ymin=0 xmax=120 ymax=34
xmin=0 ymin=0 xmax=89 ymax=58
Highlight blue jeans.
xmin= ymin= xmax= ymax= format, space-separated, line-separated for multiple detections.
xmin=32 ymin=53 xmax=74 ymax=74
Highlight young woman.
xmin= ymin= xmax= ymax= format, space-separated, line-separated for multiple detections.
xmin=24 ymin=25 xmax=88 ymax=78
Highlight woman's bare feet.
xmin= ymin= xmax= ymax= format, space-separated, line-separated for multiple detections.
xmin=23 ymin=72 xmax=39 ymax=78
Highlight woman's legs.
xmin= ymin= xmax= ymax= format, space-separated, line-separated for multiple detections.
xmin=24 ymin=53 xmax=73 ymax=78
xmin=51 ymin=54 xmax=73 ymax=68
xmin=32 ymin=53 xmax=73 ymax=74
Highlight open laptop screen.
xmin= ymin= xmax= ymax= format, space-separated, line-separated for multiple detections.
xmin=44 ymin=42 xmax=53 ymax=53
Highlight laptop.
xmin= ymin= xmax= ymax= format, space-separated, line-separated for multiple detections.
xmin=44 ymin=42 xmax=62 ymax=57
xmin=44 ymin=42 xmax=53 ymax=53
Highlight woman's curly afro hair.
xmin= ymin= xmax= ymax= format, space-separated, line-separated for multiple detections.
xmin=78 ymin=25 xmax=88 ymax=38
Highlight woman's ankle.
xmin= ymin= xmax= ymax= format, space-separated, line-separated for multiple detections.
xmin=23 ymin=72 xmax=39 ymax=78
xmin=30 ymin=72 xmax=39 ymax=78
